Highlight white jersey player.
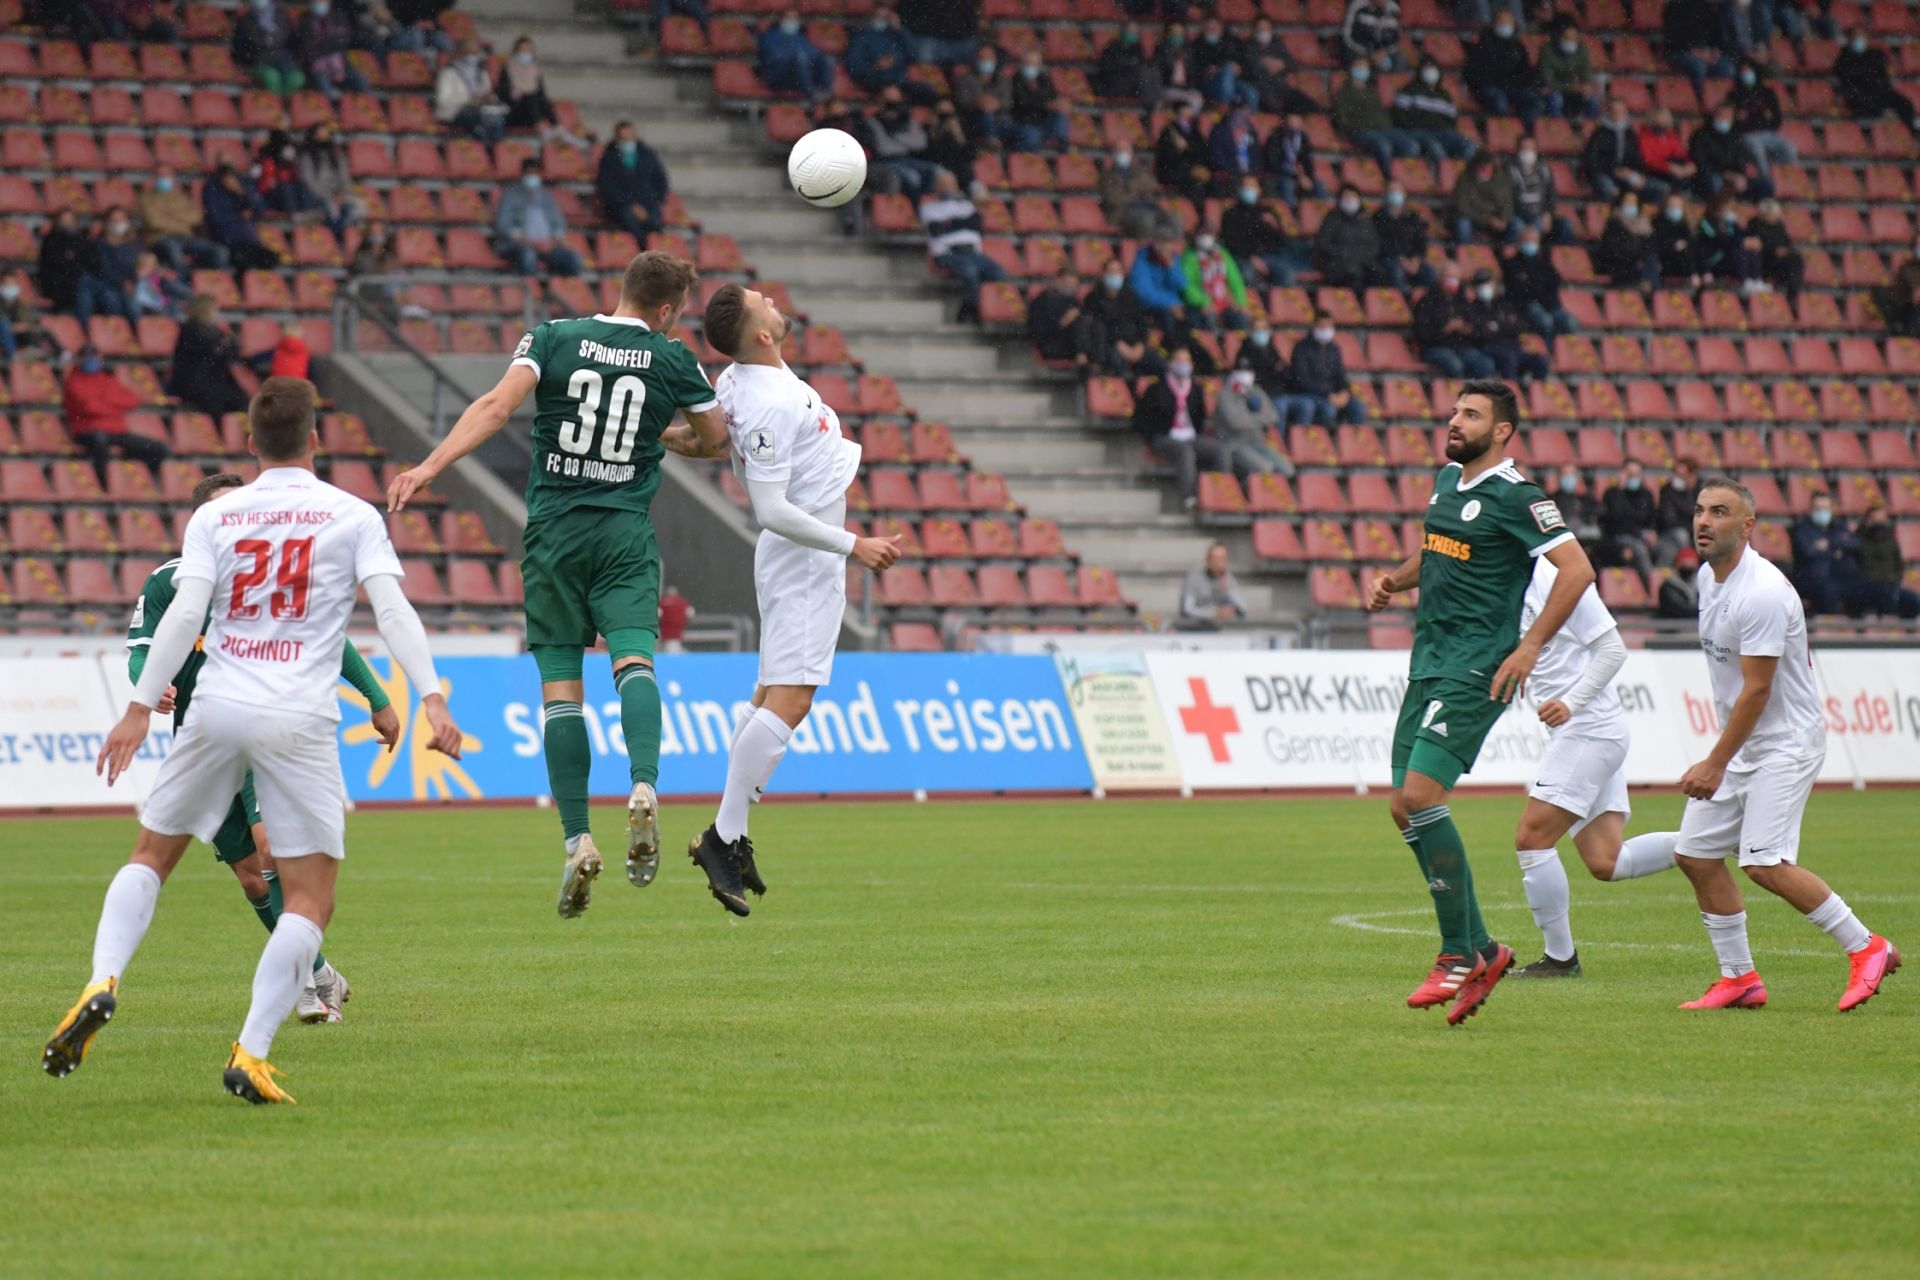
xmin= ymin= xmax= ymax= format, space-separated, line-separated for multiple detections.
xmin=1671 ymin=477 xmax=1898 ymax=1012
xmin=1508 ymin=556 xmax=1680 ymax=978
xmin=47 ymin=378 xmax=464 ymax=1104
xmin=661 ymin=284 xmax=899 ymax=916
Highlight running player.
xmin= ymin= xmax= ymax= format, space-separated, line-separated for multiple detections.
xmin=1671 ymin=477 xmax=1899 ymax=1011
xmin=1364 ymin=379 xmax=1596 ymax=1025
xmin=1506 ymin=553 xmax=1680 ymax=978
xmin=664 ymin=283 xmax=900 ymax=916
xmin=387 ymin=252 xmax=730 ymax=919
xmin=129 ymin=470 xmax=402 ymax=1021
xmin=49 ymin=378 xmax=462 ymax=1103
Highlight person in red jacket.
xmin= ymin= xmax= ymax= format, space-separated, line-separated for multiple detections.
xmin=62 ymin=344 xmax=170 ymax=484
xmin=1633 ymin=106 xmax=1693 ymax=196
xmin=267 ymin=319 xmax=310 ymax=380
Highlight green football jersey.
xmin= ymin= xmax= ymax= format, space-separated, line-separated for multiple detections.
xmin=1410 ymin=458 xmax=1572 ymax=681
xmin=510 ymin=314 xmax=719 ymax=523
xmin=126 ymin=559 xmax=210 ymax=729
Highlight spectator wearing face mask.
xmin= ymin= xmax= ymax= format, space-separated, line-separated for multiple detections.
xmin=1101 ymin=147 xmax=1178 ymax=240
xmin=1412 ymin=268 xmax=1489 ymax=378
xmin=1653 ymin=192 xmax=1701 ymax=286
xmin=1195 ymin=18 xmax=1257 ymax=110
xmin=297 ymin=0 xmax=367 ymax=101
xmin=1582 ymin=99 xmax=1663 ymax=203
xmin=253 ymin=129 xmax=324 ymax=220
xmin=1501 ymin=225 xmax=1574 ymax=337
xmin=1636 ymin=106 xmax=1698 ymax=195
xmin=1507 ymin=142 xmax=1575 ymax=245
xmin=1873 ymin=239 xmax=1920 ymax=339
xmin=1595 ymin=191 xmax=1660 ymax=294
xmin=1656 ymin=456 xmax=1700 ymax=561
xmin=1283 ymin=313 xmax=1366 ymax=426
xmin=1661 ymin=0 xmax=1735 ymax=105
xmin=847 ymin=7 xmax=916 ymax=95
xmin=500 ymin=37 xmax=592 ymax=150
xmin=948 ymin=43 xmax=1006 ymax=117
xmin=1463 ymin=9 xmax=1543 ymax=124
xmin=1727 ymin=59 xmax=1795 ymax=181
xmin=1548 ymin=466 xmax=1605 ymax=557
xmin=1233 ymin=315 xmax=1287 ymax=394
xmin=0 ymin=270 xmax=51 ymax=366
xmin=1391 ymin=59 xmax=1476 ymax=171
xmin=1127 ymin=238 xmax=1191 ymax=330
xmin=1132 ymin=347 xmax=1232 ymax=511
xmin=864 ymin=89 xmax=939 ymax=200
xmin=1094 ymin=22 xmax=1151 ymax=102
xmin=1447 ymin=150 xmax=1513 ymax=247
xmin=1855 ymin=504 xmax=1920 ymax=619
xmin=1331 ymin=62 xmax=1420 ymax=177
xmin=1243 ymin=20 xmax=1317 ymax=117
xmin=1207 ymin=107 xmax=1263 ymax=193
xmin=1833 ymin=28 xmax=1917 ymax=129
xmin=232 ymin=0 xmax=306 ymax=96
xmin=1747 ymin=198 xmax=1802 ymax=302
xmin=1004 ymin=50 xmax=1071 ymax=152
xmin=436 ymin=38 xmax=506 ymax=144
xmin=1313 ymin=186 xmax=1381 ymax=289
xmin=1790 ymin=491 xmax=1863 ymax=616
xmin=297 ymin=124 xmax=366 ymax=232
xmin=1659 ymin=546 xmax=1702 ymax=619
xmin=1153 ymin=21 xmax=1204 ymax=111
xmin=1600 ymin=460 xmax=1660 ymax=580
xmin=1028 ymin=268 xmax=1104 ymax=372
xmin=1213 ymin=371 xmax=1291 ymax=477
xmin=1260 ymin=112 xmax=1322 ymax=209
xmin=64 ymin=344 xmax=169 ymax=484
xmin=1180 ymin=233 xmax=1250 ymax=331
xmin=597 ymin=121 xmax=671 ymax=242
xmin=1154 ymin=101 xmax=1212 ymax=208
xmin=138 ymin=166 xmax=230 ymax=272
xmin=1342 ymin=0 xmax=1404 ymax=71
xmin=493 ymin=161 xmax=584 ymax=277
xmin=1222 ymin=178 xmax=1305 ymax=287
xmin=758 ymin=9 xmax=837 ymax=105
xmin=1538 ymin=21 xmax=1602 ymax=120
xmin=1180 ymin=542 xmax=1252 ymax=628
xmin=1372 ymin=185 xmax=1434 ymax=292
xmin=1689 ymin=102 xmax=1768 ymax=200
xmin=76 ymin=207 xmax=140 ymax=329
xmin=1693 ymin=191 xmax=1762 ymax=292
xmin=922 ymin=97 xmax=975 ymax=181
xmin=1461 ymin=268 xmax=1548 ymax=382
xmin=131 ymin=251 xmax=192 ymax=320
xmin=1082 ymin=261 xmax=1160 ymax=378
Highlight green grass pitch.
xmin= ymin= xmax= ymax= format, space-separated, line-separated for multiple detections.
xmin=1 ymin=791 xmax=1915 ymax=1278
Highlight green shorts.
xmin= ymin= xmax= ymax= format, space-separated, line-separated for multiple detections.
xmin=211 ymin=770 xmax=261 ymax=864
xmin=521 ymin=506 xmax=660 ymax=682
xmin=1390 ymin=677 xmax=1508 ymax=791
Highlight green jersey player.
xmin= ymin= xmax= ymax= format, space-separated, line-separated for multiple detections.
xmin=1364 ymin=379 xmax=1597 ymax=1025
xmin=127 ymin=471 xmax=401 ymax=1022
xmin=387 ymin=252 xmax=732 ymax=919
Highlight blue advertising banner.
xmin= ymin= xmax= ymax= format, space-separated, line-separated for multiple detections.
xmin=332 ymin=653 xmax=1093 ymax=803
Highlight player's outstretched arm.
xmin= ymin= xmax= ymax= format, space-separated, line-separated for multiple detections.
xmin=364 ymin=574 xmax=462 ymax=757
xmin=662 ymin=405 xmax=732 ymax=459
xmin=1680 ymin=654 xmax=1778 ymax=798
xmin=1494 ymin=539 xmax=1596 ymax=702
xmin=387 ymin=365 xmax=538 ymax=511
xmin=340 ymin=639 xmax=401 ymax=751
xmin=1366 ymin=551 xmax=1421 ymax=611
xmin=99 ymin=575 xmax=213 ymax=784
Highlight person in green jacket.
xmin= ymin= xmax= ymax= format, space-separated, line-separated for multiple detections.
xmin=1331 ymin=62 xmax=1420 ymax=177
xmin=1179 ymin=233 xmax=1250 ymax=330
xmin=1537 ymin=20 xmax=1603 ymax=120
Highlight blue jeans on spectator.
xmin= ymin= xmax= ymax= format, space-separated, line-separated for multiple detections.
xmin=1544 ymin=88 xmax=1603 ymax=120
xmin=913 ymin=34 xmax=977 ymax=66
xmin=150 ymin=235 xmax=229 ymax=271
xmin=1246 ymin=248 xmax=1310 ymax=287
xmin=761 ymin=52 xmax=837 ymax=100
xmin=1668 ymin=51 xmax=1734 ymax=101
xmin=654 ymin=0 xmax=709 ymax=26
xmin=0 ymin=316 xmax=15 ymax=362
xmin=1203 ymin=65 xmax=1260 ymax=109
xmin=497 ymin=241 xmax=584 ymax=276
xmin=308 ymin=61 xmax=370 ymax=100
xmin=75 ymin=275 xmax=131 ymax=327
xmin=1472 ymin=84 xmax=1544 ymax=125
xmin=1752 ymin=0 xmax=1809 ymax=43
xmin=452 ymin=105 xmax=505 ymax=144
xmin=1423 ymin=345 xmax=1495 ymax=378
xmin=1521 ymin=300 xmax=1577 ymax=337
xmin=606 ymin=201 xmax=661 ymax=244
xmin=1380 ymin=257 xmax=1438 ymax=291
xmin=1404 ymin=128 xmax=1475 ymax=167
xmin=1695 ymin=171 xmax=1774 ymax=202
xmin=382 ymin=25 xmax=455 ymax=60
xmin=874 ymin=157 xmax=943 ymax=199
xmin=1514 ymin=211 xmax=1579 ymax=245
xmin=987 ymin=114 xmax=1069 ymax=153
xmin=934 ymin=246 xmax=1007 ymax=318
xmin=1269 ymin=170 xmax=1324 ymax=209
xmin=1349 ymin=128 xmax=1420 ymax=175
xmin=266 ymin=181 xmax=326 ymax=218
xmin=1482 ymin=340 xmax=1548 ymax=382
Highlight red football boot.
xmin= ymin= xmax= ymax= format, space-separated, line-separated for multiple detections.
xmin=1838 ymin=935 xmax=1901 ymax=1012
xmin=1406 ymin=953 xmax=1483 ymax=1008
xmin=1446 ymin=942 xmax=1515 ymax=1026
xmin=1679 ymin=971 xmax=1769 ymax=1010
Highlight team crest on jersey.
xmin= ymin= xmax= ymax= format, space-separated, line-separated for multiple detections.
xmin=1530 ymin=500 xmax=1567 ymax=532
xmin=513 ymin=332 xmax=533 ymax=359
xmin=746 ymin=428 xmax=776 ymax=462
xmin=129 ymin=596 xmax=145 ymax=628
xmin=1461 ymin=499 xmax=1482 ymax=522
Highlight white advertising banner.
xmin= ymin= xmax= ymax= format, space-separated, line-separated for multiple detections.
xmin=0 ymin=658 xmax=138 ymax=809
xmin=1809 ymin=650 xmax=1920 ymax=783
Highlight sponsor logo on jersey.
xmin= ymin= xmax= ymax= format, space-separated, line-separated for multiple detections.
xmin=129 ymin=596 xmax=145 ymax=629
xmin=1530 ymin=500 xmax=1567 ymax=533
xmin=513 ymin=332 xmax=533 ymax=359
xmin=1423 ymin=531 xmax=1472 ymax=561
xmin=747 ymin=428 xmax=776 ymax=462
xmin=1461 ymin=499 xmax=1482 ymax=522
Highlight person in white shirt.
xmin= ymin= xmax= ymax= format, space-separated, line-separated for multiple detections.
xmin=47 ymin=378 xmax=464 ymax=1105
xmin=663 ymin=283 xmax=900 ymax=916
xmin=1508 ymin=555 xmax=1679 ymax=978
xmin=1673 ymin=477 xmax=1899 ymax=1012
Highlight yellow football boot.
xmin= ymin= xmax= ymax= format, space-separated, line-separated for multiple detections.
xmin=42 ymin=978 xmax=118 ymax=1078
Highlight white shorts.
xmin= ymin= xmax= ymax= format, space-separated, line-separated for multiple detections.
xmin=754 ymin=508 xmax=848 ymax=688
xmin=140 ymin=697 xmax=347 ymax=859
xmin=1529 ymin=719 xmax=1631 ymax=835
xmin=1676 ymin=750 xmax=1821 ymax=867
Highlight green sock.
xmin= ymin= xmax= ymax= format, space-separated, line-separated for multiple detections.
xmin=1402 ymin=826 xmax=1447 ymax=942
xmin=262 ymin=872 xmax=329 ymax=974
xmin=247 ymin=892 xmax=276 ymax=935
xmin=615 ymin=665 xmax=661 ymax=787
xmin=542 ymin=701 xmax=593 ymax=839
xmin=1409 ymin=805 xmax=1475 ymax=957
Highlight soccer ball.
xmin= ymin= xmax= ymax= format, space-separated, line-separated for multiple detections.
xmin=787 ymin=128 xmax=868 ymax=209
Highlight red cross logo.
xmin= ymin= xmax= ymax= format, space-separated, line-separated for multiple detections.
xmin=1178 ymin=677 xmax=1239 ymax=763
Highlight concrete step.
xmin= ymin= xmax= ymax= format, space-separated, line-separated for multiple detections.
xmin=1015 ymin=485 xmax=1164 ymax=521
xmin=851 ymin=338 xmax=1005 ymax=377
xmin=961 ymin=436 xmax=1112 ymax=471
xmin=538 ymin=66 xmax=688 ymax=109
xmin=695 ymin=201 xmax=849 ymax=243
xmin=897 ymin=383 xmax=1066 ymax=423
xmin=670 ymin=161 xmax=792 ymax=200
xmin=1062 ymin=531 xmax=1220 ymax=576
xmin=777 ymin=288 xmax=952 ymax=330
xmin=746 ymin=247 xmax=920 ymax=288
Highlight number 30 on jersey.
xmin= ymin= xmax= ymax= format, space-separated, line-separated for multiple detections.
xmin=551 ymin=368 xmax=648 ymax=473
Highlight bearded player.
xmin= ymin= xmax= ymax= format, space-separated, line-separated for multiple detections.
xmin=389 ymin=253 xmax=731 ymax=919
xmin=661 ymin=283 xmax=900 ymax=915
xmin=1364 ymin=379 xmax=1596 ymax=1025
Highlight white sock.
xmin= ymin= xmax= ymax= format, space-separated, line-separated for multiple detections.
xmin=238 ymin=912 xmax=324 ymax=1059
xmin=90 ymin=863 xmax=163 ymax=986
xmin=1701 ymin=910 xmax=1754 ymax=979
xmin=1517 ymin=848 xmax=1575 ymax=960
xmin=714 ymin=707 xmax=791 ymax=843
xmin=727 ymin=707 xmax=768 ymax=803
xmin=1613 ymin=831 xmax=1679 ymax=880
xmin=1804 ymin=892 xmax=1871 ymax=954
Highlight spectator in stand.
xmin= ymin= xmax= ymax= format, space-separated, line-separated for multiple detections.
xmin=138 ymin=167 xmax=230 ymax=273
xmin=1873 ymin=239 xmax=1920 ymax=338
xmin=1153 ymin=21 xmax=1204 ymax=110
xmin=1207 ymin=106 xmax=1263 ymax=193
xmin=1464 ymin=9 xmax=1542 ymax=123
xmin=1728 ymin=59 xmax=1796 ymax=182
xmin=1693 ymin=190 xmax=1762 ymax=292
xmin=436 ymin=38 xmax=507 ymax=144
xmin=1260 ymin=111 xmax=1321 ymax=209
xmin=1028 ymin=267 xmax=1102 ymax=373
xmin=758 ymin=9 xmax=837 ymax=105
xmin=1748 ymin=198 xmax=1803 ymax=302
xmin=1654 ymin=190 xmax=1701 ymax=285
xmin=354 ymin=1 xmax=455 ymax=61
xmin=1180 ymin=233 xmax=1250 ymax=332
xmin=948 ymin=46 xmax=1001 ymax=115
xmin=1095 ymin=22 xmax=1151 ymax=101
xmin=67 ymin=0 xmax=178 ymax=47
xmin=1508 ymin=139 xmax=1575 ymax=244
xmin=1856 ymin=504 xmax=1920 ymax=619
xmin=1127 ymin=238 xmax=1191 ymax=330
xmin=1595 ymin=190 xmax=1660 ymax=293
xmin=1659 ymin=546 xmax=1702 ymax=619
xmin=866 ymin=89 xmax=940 ymax=200
xmin=1538 ymin=19 xmax=1602 ymax=120
xmin=1153 ymin=100 xmax=1212 ymax=209
xmin=1374 ymin=182 xmax=1435 ymax=291
xmin=1283 ymin=312 xmax=1366 ymax=426
xmin=1462 ymin=267 xmax=1548 ymax=382
xmin=1502 ymin=224 xmax=1575 ymax=337
xmin=265 ymin=318 xmax=311 ymax=380
xmin=657 ymin=585 xmax=692 ymax=653
xmin=297 ymin=0 xmax=368 ymax=101
xmin=297 ymin=123 xmax=366 ymax=233
xmin=1690 ymin=100 xmax=1768 ymax=200
xmin=63 ymin=344 xmax=167 ymax=485
xmin=201 ymin=164 xmax=280 ymax=272
xmin=1244 ymin=19 xmax=1317 ymax=117
xmin=499 ymin=37 xmax=593 ymax=150
xmin=1583 ymin=98 xmax=1663 ymax=203
xmin=233 ymin=0 xmax=306 ymax=96
xmin=1342 ymin=0 xmax=1404 ymax=72
xmin=1547 ymin=465 xmax=1605 ymax=559
xmin=347 ymin=218 xmax=407 ymax=324
xmin=1234 ymin=314 xmax=1286 ymax=395
xmin=899 ymin=0 xmax=979 ymax=69
xmin=254 ymin=130 xmax=325 ymax=220
xmin=1196 ymin=17 xmax=1257 ymax=109
xmin=847 ymin=6 xmax=917 ymax=96
xmin=1834 ymin=28 xmax=1917 ymax=129
xmin=492 ymin=160 xmax=584 ymax=277
xmin=1179 ymin=542 xmax=1251 ymax=627
xmin=1413 ymin=267 xmax=1489 ymax=377
xmin=597 ymin=121 xmax=670 ymax=243
xmin=1656 ymin=455 xmax=1700 ymax=562
xmin=1600 ymin=459 xmax=1660 ymax=580
xmin=921 ymin=169 xmax=1005 ymax=324
xmin=922 ymin=98 xmax=975 ymax=180
xmin=1636 ymin=105 xmax=1697 ymax=197
xmin=1662 ymin=0 xmax=1735 ymax=105
xmin=1447 ymin=150 xmax=1514 ymax=246
xmin=0 ymin=270 xmax=52 ymax=367
xmin=1004 ymin=49 xmax=1071 ymax=153
xmin=170 ymin=296 xmax=250 ymax=417
xmin=1132 ymin=347 xmax=1231 ymax=511
xmin=1722 ymin=0 xmax=1761 ymax=59
xmin=1102 ymin=147 xmax=1179 ymax=240
xmin=75 ymin=208 xmax=139 ymax=329
xmin=1331 ymin=61 xmax=1418 ymax=178
xmin=1082 ymin=260 xmax=1161 ymax=378
xmin=1214 ymin=372 xmax=1292 ymax=477
xmin=1790 ymin=490 xmax=1862 ymax=616
xmin=1314 ymin=185 xmax=1381 ymax=289
xmin=1223 ymin=175 xmax=1304 ymax=287
xmin=131 ymin=250 xmax=192 ymax=320
xmin=1391 ymin=58 xmax=1476 ymax=171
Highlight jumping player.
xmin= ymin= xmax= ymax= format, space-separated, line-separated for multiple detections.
xmin=387 ymin=252 xmax=730 ymax=919
xmin=49 ymin=378 xmax=462 ymax=1103
xmin=128 ymin=470 xmax=402 ymax=1021
xmin=1506 ymin=553 xmax=1681 ymax=978
xmin=1671 ymin=477 xmax=1899 ymax=1011
xmin=663 ymin=283 xmax=900 ymax=915
xmin=1364 ymin=379 xmax=1596 ymax=1025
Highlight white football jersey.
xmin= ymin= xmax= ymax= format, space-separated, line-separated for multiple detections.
xmin=1696 ymin=546 xmax=1826 ymax=771
xmin=177 ymin=467 xmax=403 ymax=721
xmin=717 ymin=360 xmax=862 ymax=514
xmin=1520 ymin=556 xmax=1623 ymax=728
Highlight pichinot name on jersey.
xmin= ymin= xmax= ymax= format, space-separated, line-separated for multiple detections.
xmin=218 ymin=634 xmax=304 ymax=662
xmin=576 ymin=340 xmax=655 ymax=369
xmin=217 ymin=509 xmax=336 ymax=528
xmin=1424 ymin=531 xmax=1472 ymax=561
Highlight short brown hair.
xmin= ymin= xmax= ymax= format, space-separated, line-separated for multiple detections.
xmin=702 ymin=282 xmax=750 ymax=358
xmin=191 ymin=472 xmax=245 ymax=509
xmin=621 ymin=250 xmax=697 ymax=315
xmin=249 ymin=376 xmax=318 ymax=462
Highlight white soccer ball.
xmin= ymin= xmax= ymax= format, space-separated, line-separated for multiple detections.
xmin=787 ymin=128 xmax=868 ymax=209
